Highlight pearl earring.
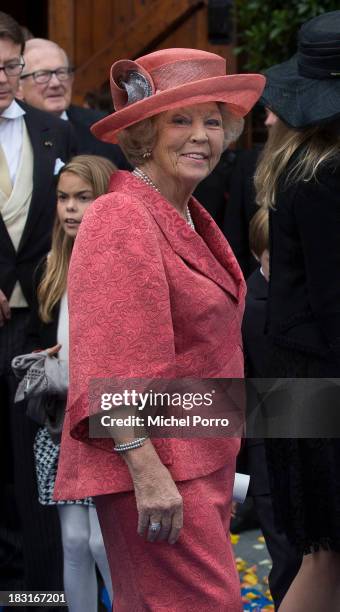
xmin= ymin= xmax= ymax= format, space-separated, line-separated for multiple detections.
xmin=142 ymin=150 xmax=152 ymax=159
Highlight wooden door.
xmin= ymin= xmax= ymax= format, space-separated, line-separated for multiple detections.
xmin=48 ymin=0 xmax=236 ymax=104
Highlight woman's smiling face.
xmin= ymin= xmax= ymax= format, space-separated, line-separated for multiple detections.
xmin=151 ymin=102 xmax=225 ymax=191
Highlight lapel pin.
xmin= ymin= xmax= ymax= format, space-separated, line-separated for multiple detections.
xmin=44 ymin=140 xmax=53 ymax=147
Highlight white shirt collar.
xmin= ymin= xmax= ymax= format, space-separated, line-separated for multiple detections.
xmin=1 ymin=99 xmax=26 ymax=120
xmin=259 ymin=266 xmax=269 ymax=282
xmin=60 ymin=110 xmax=68 ymax=121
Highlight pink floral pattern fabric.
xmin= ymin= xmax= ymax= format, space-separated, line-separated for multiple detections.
xmin=54 ymin=171 xmax=246 ymax=500
xmin=95 ymin=463 xmax=243 ymax=611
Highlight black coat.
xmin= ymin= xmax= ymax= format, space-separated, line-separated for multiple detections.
xmin=242 ymin=268 xmax=269 ymax=378
xmin=263 ymin=158 xmax=340 ymax=557
xmin=193 ymin=149 xmax=238 ymax=229
xmin=223 ymin=148 xmax=261 ymax=278
xmin=242 ymin=268 xmax=271 ymax=495
xmin=267 ymin=157 xmax=340 ymax=371
xmin=0 ymin=101 xmax=76 ymax=306
xmin=25 ymin=258 xmax=59 ymax=352
xmin=67 ymin=105 xmax=131 ymax=170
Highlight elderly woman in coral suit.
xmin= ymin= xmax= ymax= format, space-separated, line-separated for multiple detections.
xmin=55 ymin=47 xmax=264 ymax=611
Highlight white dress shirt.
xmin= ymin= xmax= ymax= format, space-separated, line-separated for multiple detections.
xmin=0 ymin=100 xmax=25 ymax=185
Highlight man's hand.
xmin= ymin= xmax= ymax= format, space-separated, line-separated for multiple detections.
xmin=0 ymin=289 xmax=11 ymax=327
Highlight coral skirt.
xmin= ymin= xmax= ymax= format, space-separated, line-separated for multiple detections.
xmin=95 ymin=463 xmax=242 ymax=612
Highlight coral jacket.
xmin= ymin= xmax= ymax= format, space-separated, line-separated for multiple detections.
xmin=54 ymin=171 xmax=246 ymax=500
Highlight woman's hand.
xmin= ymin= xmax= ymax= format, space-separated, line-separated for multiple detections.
xmin=124 ymin=441 xmax=183 ymax=545
xmin=46 ymin=343 xmax=62 ymax=356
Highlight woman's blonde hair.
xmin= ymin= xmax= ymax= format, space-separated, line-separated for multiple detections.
xmin=255 ymin=118 xmax=340 ymax=210
xmin=117 ymin=104 xmax=244 ymax=166
xmin=249 ymin=208 xmax=269 ymax=259
xmin=38 ymin=155 xmax=116 ymax=322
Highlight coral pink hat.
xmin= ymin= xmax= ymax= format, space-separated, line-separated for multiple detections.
xmin=91 ymin=48 xmax=265 ymax=143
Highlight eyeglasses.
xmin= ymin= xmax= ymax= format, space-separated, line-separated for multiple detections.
xmin=0 ymin=58 xmax=25 ymax=77
xmin=20 ymin=67 xmax=74 ymax=84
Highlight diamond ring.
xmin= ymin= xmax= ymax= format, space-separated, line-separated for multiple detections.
xmin=149 ymin=522 xmax=161 ymax=532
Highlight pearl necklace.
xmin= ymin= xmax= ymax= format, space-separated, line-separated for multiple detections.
xmin=132 ymin=167 xmax=195 ymax=230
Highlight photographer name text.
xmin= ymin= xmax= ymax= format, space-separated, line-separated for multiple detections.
xmin=100 ymin=414 xmax=229 ymax=428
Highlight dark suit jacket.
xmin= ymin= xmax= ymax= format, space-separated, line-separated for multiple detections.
xmin=223 ymin=148 xmax=261 ymax=278
xmin=67 ymin=105 xmax=131 ymax=170
xmin=0 ymin=101 xmax=76 ymax=307
xmin=193 ymin=149 xmax=238 ymax=228
xmin=242 ymin=268 xmax=270 ymax=496
xmin=25 ymin=259 xmax=59 ymax=352
xmin=243 ymin=268 xmax=269 ymax=378
xmin=267 ymin=156 xmax=340 ymax=370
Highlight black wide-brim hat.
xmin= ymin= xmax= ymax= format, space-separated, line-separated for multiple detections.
xmin=261 ymin=10 xmax=340 ymax=129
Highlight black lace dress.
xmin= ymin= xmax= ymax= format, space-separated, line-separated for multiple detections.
xmin=265 ymin=347 xmax=340 ymax=555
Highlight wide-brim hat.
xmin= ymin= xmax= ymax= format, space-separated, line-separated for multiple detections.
xmin=261 ymin=11 xmax=340 ymax=129
xmin=91 ymin=48 xmax=265 ymax=143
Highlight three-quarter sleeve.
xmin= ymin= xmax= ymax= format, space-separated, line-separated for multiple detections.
xmin=67 ymin=191 xmax=177 ymax=441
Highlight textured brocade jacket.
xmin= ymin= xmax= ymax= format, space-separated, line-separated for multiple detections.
xmin=54 ymin=171 xmax=246 ymax=500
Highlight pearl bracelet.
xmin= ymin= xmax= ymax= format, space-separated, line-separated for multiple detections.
xmin=113 ymin=435 xmax=149 ymax=453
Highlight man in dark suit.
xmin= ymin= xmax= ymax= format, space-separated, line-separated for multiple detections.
xmin=223 ymin=147 xmax=260 ymax=278
xmin=193 ymin=146 xmax=260 ymax=278
xmin=193 ymin=148 xmax=238 ymax=228
xmin=222 ymin=111 xmax=278 ymax=278
xmin=19 ymin=38 xmax=130 ymax=169
xmin=0 ymin=11 xmax=75 ymax=598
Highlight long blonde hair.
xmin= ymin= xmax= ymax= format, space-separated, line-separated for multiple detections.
xmin=38 ymin=155 xmax=116 ymax=322
xmin=255 ymin=118 xmax=340 ymax=210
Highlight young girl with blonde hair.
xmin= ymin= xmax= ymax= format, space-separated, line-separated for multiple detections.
xmin=26 ymin=155 xmax=116 ymax=612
